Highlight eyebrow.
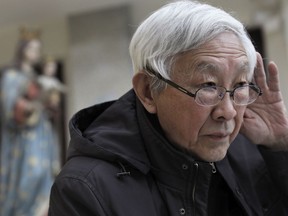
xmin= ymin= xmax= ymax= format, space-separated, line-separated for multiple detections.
xmin=195 ymin=62 xmax=220 ymax=73
xmin=237 ymin=61 xmax=250 ymax=73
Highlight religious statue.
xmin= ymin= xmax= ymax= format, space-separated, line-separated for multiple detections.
xmin=0 ymin=27 xmax=60 ymax=216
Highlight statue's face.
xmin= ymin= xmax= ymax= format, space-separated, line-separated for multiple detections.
xmin=44 ymin=61 xmax=57 ymax=76
xmin=24 ymin=39 xmax=41 ymax=64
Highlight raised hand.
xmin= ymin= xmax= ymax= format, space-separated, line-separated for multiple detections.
xmin=240 ymin=53 xmax=288 ymax=151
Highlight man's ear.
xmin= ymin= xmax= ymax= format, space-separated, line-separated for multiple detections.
xmin=132 ymin=71 xmax=157 ymax=114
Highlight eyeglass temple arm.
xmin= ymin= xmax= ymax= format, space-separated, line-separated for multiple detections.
xmin=145 ymin=67 xmax=196 ymax=98
xmin=249 ymin=82 xmax=263 ymax=96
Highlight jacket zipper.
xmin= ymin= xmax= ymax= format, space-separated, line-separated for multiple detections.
xmin=192 ymin=162 xmax=199 ymax=216
xmin=192 ymin=162 xmax=216 ymax=215
xmin=209 ymin=162 xmax=217 ymax=173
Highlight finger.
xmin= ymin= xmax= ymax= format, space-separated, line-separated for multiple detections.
xmin=254 ymin=53 xmax=267 ymax=90
xmin=267 ymin=61 xmax=280 ymax=91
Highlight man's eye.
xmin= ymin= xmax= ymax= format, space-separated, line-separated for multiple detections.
xmin=235 ymin=82 xmax=248 ymax=87
xmin=201 ymin=82 xmax=216 ymax=87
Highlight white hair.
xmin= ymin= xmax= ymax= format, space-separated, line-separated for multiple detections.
xmin=129 ymin=0 xmax=257 ymax=92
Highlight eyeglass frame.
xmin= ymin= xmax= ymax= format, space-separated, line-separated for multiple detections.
xmin=145 ymin=67 xmax=263 ymax=106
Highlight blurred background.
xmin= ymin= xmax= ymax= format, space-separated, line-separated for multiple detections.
xmin=0 ymin=0 xmax=287 ymax=162
xmin=0 ymin=0 xmax=287 ymax=214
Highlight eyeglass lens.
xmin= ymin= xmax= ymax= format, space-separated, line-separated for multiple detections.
xmin=195 ymin=85 xmax=259 ymax=106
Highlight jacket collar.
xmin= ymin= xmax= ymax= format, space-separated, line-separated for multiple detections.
xmin=68 ymin=90 xmax=151 ymax=174
xmin=69 ymin=89 xmax=222 ymax=186
xmin=136 ymin=97 xmax=216 ymax=190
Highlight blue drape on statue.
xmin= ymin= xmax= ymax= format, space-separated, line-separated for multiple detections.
xmin=0 ymin=69 xmax=59 ymax=216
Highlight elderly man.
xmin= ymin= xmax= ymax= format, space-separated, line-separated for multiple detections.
xmin=49 ymin=1 xmax=288 ymax=215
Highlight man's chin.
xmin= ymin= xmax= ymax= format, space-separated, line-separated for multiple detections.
xmin=195 ymin=147 xmax=228 ymax=162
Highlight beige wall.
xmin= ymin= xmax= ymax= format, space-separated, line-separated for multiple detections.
xmin=0 ymin=18 xmax=68 ymax=66
xmin=0 ymin=0 xmax=287 ymax=119
xmin=67 ymin=5 xmax=132 ymax=115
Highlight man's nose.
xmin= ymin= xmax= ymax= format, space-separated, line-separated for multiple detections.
xmin=212 ymin=93 xmax=237 ymax=121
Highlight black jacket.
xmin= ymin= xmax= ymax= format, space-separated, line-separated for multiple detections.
xmin=49 ymin=90 xmax=288 ymax=216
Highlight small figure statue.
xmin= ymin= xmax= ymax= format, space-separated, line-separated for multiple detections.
xmin=0 ymin=27 xmax=59 ymax=216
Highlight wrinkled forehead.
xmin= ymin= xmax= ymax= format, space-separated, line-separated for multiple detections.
xmin=195 ymin=60 xmax=251 ymax=74
xmin=171 ymin=34 xmax=253 ymax=81
xmin=172 ymin=54 xmax=253 ymax=82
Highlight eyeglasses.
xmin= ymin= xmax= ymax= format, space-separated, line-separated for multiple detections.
xmin=145 ymin=68 xmax=262 ymax=106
